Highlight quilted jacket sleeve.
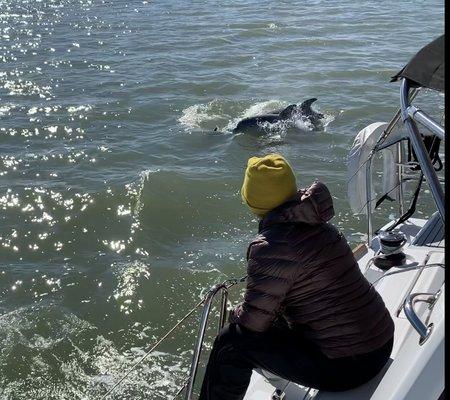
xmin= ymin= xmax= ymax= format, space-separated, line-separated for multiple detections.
xmin=232 ymin=235 xmax=296 ymax=332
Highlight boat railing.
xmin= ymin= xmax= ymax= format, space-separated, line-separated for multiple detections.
xmin=183 ymin=277 xmax=245 ymax=400
xmin=403 ymin=288 xmax=442 ymax=345
xmin=364 ymin=79 xmax=445 ymax=245
xmin=101 ymin=277 xmax=245 ymax=400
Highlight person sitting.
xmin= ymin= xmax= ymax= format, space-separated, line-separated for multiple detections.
xmin=199 ymin=153 xmax=394 ymax=400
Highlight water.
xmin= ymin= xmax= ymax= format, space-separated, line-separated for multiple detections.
xmin=0 ymin=0 xmax=444 ymax=398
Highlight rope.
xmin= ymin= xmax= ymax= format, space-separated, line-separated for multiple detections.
xmin=170 ymin=379 xmax=189 ymax=400
xmin=386 ymin=173 xmax=424 ymax=232
xmin=356 ymin=174 xmax=407 ymax=215
xmin=102 ymin=297 xmax=205 ymax=399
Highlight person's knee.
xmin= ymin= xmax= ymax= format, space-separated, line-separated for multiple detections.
xmin=214 ymin=323 xmax=237 ymax=348
xmin=215 ymin=323 xmax=251 ymax=348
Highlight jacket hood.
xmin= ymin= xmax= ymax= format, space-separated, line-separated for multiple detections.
xmin=260 ymin=181 xmax=334 ymax=229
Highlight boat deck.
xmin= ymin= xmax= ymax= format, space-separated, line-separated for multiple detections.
xmin=412 ymin=212 xmax=445 ymax=248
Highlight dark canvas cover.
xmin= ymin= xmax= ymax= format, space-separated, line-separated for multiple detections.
xmin=391 ymin=35 xmax=444 ymax=92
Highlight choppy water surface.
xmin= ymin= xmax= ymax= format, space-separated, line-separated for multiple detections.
xmin=0 ymin=1 xmax=444 ymax=398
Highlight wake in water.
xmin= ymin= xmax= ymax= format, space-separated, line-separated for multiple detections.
xmin=178 ymin=103 xmax=223 ymax=131
xmin=0 ymin=302 xmax=189 ymax=400
xmin=177 ymin=99 xmax=234 ymax=132
xmin=178 ymin=99 xmax=335 ymax=138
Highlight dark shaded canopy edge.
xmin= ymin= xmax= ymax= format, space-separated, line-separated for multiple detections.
xmin=391 ymin=34 xmax=445 ymax=92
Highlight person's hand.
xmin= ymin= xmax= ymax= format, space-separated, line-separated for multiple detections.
xmin=228 ymin=303 xmax=242 ymax=324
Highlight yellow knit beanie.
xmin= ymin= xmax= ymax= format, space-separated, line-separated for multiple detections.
xmin=241 ymin=154 xmax=297 ymax=216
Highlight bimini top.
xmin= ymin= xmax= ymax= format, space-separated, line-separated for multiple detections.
xmin=391 ymin=34 xmax=445 ymax=92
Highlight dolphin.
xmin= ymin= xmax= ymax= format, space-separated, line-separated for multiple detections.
xmin=232 ymin=98 xmax=324 ymax=134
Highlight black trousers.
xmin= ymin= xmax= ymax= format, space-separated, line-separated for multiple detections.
xmin=199 ymin=323 xmax=393 ymax=400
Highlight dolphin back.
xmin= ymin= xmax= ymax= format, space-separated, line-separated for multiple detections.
xmin=233 ymin=114 xmax=282 ymax=133
xmin=279 ymin=100 xmax=318 ymax=119
xmin=233 ymin=117 xmax=262 ymax=133
xmin=299 ymin=98 xmax=318 ymax=114
xmin=233 ymin=98 xmax=323 ymax=133
xmin=279 ymin=104 xmax=298 ymax=119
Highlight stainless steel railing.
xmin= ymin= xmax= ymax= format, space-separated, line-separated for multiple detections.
xmin=184 ymin=277 xmax=245 ymax=400
xmin=407 ymin=106 xmax=445 ymax=140
xmin=403 ymin=289 xmax=442 ymax=344
xmin=365 ymin=79 xmax=445 ymax=245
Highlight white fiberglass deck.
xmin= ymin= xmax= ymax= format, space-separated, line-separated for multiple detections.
xmin=243 ymin=217 xmax=445 ymax=400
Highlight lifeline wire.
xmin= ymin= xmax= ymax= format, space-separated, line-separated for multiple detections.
xmin=170 ymin=379 xmax=189 ymax=400
xmin=102 ymin=297 xmax=206 ymax=399
xmin=346 ymin=89 xmax=419 ymax=185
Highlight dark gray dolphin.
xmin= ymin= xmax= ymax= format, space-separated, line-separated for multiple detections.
xmin=232 ymin=98 xmax=323 ymax=134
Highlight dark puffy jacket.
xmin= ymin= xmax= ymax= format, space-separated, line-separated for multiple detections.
xmin=233 ymin=181 xmax=394 ymax=359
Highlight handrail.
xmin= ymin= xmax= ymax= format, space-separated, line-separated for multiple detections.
xmin=403 ymin=291 xmax=440 ymax=344
xmin=184 ymin=277 xmax=245 ymax=400
xmin=395 ymin=252 xmax=430 ymax=317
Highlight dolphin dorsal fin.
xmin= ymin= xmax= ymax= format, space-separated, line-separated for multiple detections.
xmin=299 ymin=98 xmax=318 ymax=113
xmin=279 ymin=104 xmax=297 ymax=119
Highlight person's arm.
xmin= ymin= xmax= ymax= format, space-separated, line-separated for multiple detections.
xmin=230 ymin=237 xmax=296 ymax=332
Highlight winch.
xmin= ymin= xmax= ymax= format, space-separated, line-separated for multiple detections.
xmin=373 ymin=230 xmax=407 ymax=270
